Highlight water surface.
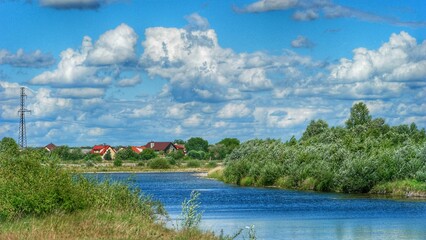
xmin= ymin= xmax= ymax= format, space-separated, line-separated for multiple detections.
xmin=93 ymin=172 xmax=426 ymax=240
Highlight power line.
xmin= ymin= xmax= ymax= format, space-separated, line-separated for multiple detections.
xmin=18 ymin=87 xmax=31 ymax=149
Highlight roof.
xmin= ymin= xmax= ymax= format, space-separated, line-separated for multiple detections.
xmin=91 ymin=145 xmax=113 ymax=155
xmin=174 ymin=144 xmax=185 ymax=150
xmin=144 ymin=142 xmax=175 ymax=151
xmin=45 ymin=143 xmax=56 ymax=151
xmin=131 ymin=146 xmax=146 ymax=154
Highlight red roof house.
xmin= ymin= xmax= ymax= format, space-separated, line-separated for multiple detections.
xmin=91 ymin=145 xmax=116 ymax=160
xmin=44 ymin=143 xmax=57 ymax=152
xmin=131 ymin=146 xmax=146 ymax=154
xmin=144 ymin=142 xmax=177 ymax=153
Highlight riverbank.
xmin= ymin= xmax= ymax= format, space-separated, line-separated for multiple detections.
xmin=207 ymin=167 xmax=426 ymax=199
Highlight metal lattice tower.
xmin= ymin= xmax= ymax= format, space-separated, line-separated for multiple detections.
xmin=18 ymin=87 xmax=31 ymax=148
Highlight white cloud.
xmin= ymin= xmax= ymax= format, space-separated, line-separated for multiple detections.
xmin=0 ymin=49 xmax=55 ymax=68
xmin=56 ymin=88 xmax=105 ymax=98
xmin=254 ymin=107 xmax=318 ymax=128
xmin=291 ymin=35 xmax=315 ymax=49
xmin=31 ymin=24 xmax=137 ymax=87
xmin=166 ymin=104 xmax=188 ymax=119
xmin=185 ymin=13 xmax=210 ymax=30
xmin=86 ymin=24 xmax=138 ymax=66
xmin=116 ymin=74 xmax=141 ymax=87
xmin=128 ymin=104 xmax=155 ymax=118
xmin=183 ymin=114 xmax=202 ymax=127
xmin=218 ymin=103 xmax=251 ymax=119
xmin=293 ymin=9 xmax=319 ymax=21
xmin=213 ymin=121 xmax=228 ymax=128
xmin=28 ymin=88 xmax=72 ymax=118
xmin=235 ymin=0 xmax=299 ymax=13
xmin=330 ymin=32 xmax=426 ymax=83
xmin=87 ymin=127 xmax=105 ymax=136
xmin=0 ymin=81 xmax=21 ymax=100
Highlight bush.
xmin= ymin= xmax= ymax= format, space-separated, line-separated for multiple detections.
xmin=113 ymin=159 xmax=123 ymax=167
xmin=148 ymin=158 xmax=170 ymax=169
xmin=186 ymin=160 xmax=201 ymax=168
xmin=240 ymin=176 xmax=254 ymax=186
xmin=139 ymin=149 xmax=156 ymax=160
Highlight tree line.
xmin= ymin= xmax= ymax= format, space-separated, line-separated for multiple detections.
xmin=222 ymin=102 xmax=426 ymax=194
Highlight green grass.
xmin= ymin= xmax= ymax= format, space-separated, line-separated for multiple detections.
xmin=370 ymin=180 xmax=426 ymax=197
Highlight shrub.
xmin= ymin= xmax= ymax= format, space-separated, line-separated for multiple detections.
xmin=148 ymin=158 xmax=170 ymax=169
xmin=206 ymin=161 xmax=217 ymax=168
xmin=187 ymin=160 xmax=201 ymax=168
xmin=113 ymin=159 xmax=123 ymax=167
xmin=240 ymin=176 xmax=254 ymax=186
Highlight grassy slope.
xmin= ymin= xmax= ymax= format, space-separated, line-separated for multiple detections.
xmin=0 ymin=209 xmax=218 ymax=240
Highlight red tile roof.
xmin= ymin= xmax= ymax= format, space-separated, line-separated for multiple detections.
xmin=45 ymin=143 xmax=56 ymax=151
xmin=91 ymin=145 xmax=113 ymax=155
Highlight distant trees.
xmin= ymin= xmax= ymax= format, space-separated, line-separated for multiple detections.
xmin=139 ymin=148 xmax=156 ymax=160
xmin=345 ymin=102 xmax=372 ymax=129
xmin=185 ymin=137 xmax=208 ymax=152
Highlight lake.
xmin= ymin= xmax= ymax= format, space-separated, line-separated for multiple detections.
xmin=93 ymin=172 xmax=426 ymax=240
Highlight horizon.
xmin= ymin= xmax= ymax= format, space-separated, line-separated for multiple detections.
xmin=1 ymin=0 xmax=425 ymax=147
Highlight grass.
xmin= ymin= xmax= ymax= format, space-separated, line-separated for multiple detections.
xmin=0 ymin=209 xmax=219 ymax=240
xmin=370 ymin=179 xmax=426 ymax=197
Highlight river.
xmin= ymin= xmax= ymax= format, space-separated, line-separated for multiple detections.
xmin=93 ymin=172 xmax=426 ymax=240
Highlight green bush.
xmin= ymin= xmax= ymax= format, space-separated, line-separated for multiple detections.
xmin=0 ymin=137 xmax=161 ymax=222
xmin=113 ymin=159 xmax=123 ymax=167
xmin=187 ymin=160 xmax=201 ymax=168
xmin=148 ymin=158 xmax=170 ymax=169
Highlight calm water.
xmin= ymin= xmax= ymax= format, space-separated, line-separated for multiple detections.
xmin=93 ymin=172 xmax=426 ymax=240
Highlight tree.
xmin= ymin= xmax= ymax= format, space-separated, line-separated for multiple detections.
xmin=186 ymin=137 xmax=208 ymax=152
xmin=0 ymin=137 xmax=19 ymax=158
xmin=346 ymin=102 xmax=372 ymax=129
xmin=301 ymin=119 xmax=329 ymax=141
xmin=139 ymin=148 xmax=156 ymax=160
xmin=174 ymin=139 xmax=186 ymax=145
xmin=115 ymin=147 xmax=138 ymax=161
xmin=217 ymin=138 xmax=240 ymax=155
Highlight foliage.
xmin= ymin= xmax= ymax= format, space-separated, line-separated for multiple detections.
xmin=180 ymin=191 xmax=203 ymax=230
xmin=186 ymin=137 xmax=209 ymax=152
xmin=84 ymin=153 xmax=102 ymax=162
xmin=168 ymin=149 xmax=185 ymax=160
xmin=187 ymin=150 xmax=206 ymax=160
xmin=0 ymin=138 xmax=161 ymax=222
xmin=186 ymin=159 xmax=201 ymax=168
xmin=51 ymin=146 xmax=84 ymax=161
xmin=148 ymin=158 xmax=170 ymax=169
xmin=139 ymin=148 xmax=156 ymax=160
xmin=115 ymin=147 xmax=138 ymax=161
xmin=223 ymin=103 xmax=426 ymax=194
xmin=114 ymin=159 xmax=123 ymax=167
xmin=0 ymin=137 xmax=19 ymax=158
xmin=345 ymin=102 xmax=372 ymax=129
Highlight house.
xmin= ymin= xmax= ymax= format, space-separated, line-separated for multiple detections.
xmin=44 ymin=143 xmax=56 ymax=152
xmin=131 ymin=146 xmax=146 ymax=154
xmin=91 ymin=145 xmax=116 ymax=160
xmin=144 ymin=141 xmax=177 ymax=153
xmin=173 ymin=144 xmax=186 ymax=155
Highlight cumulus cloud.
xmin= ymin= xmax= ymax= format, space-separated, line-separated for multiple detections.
xmin=291 ymin=35 xmax=315 ymax=49
xmin=85 ymin=23 xmax=138 ymax=66
xmin=185 ymin=13 xmax=210 ymax=30
xmin=140 ymin=16 xmax=315 ymax=102
xmin=217 ymin=103 xmax=251 ymax=118
xmin=127 ymin=104 xmax=155 ymax=118
xmin=0 ymin=81 xmax=22 ymax=100
xmin=116 ymin=74 xmax=141 ymax=87
xmin=31 ymin=24 xmax=137 ymax=87
xmin=0 ymin=49 xmax=55 ymax=68
xmin=330 ymin=31 xmax=426 ymax=83
xmin=28 ymin=88 xmax=72 ymax=118
xmin=39 ymin=0 xmax=116 ymax=10
xmin=293 ymin=9 xmax=319 ymax=21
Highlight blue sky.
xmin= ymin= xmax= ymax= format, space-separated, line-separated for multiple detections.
xmin=0 ymin=0 xmax=425 ymax=147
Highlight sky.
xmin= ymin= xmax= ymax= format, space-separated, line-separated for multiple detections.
xmin=0 ymin=0 xmax=425 ymax=147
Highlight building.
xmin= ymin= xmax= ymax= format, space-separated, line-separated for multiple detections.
xmin=131 ymin=146 xmax=146 ymax=154
xmin=44 ymin=143 xmax=56 ymax=152
xmin=91 ymin=145 xmax=116 ymax=160
xmin=144 ymin=141 xmax=177 ymax=153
